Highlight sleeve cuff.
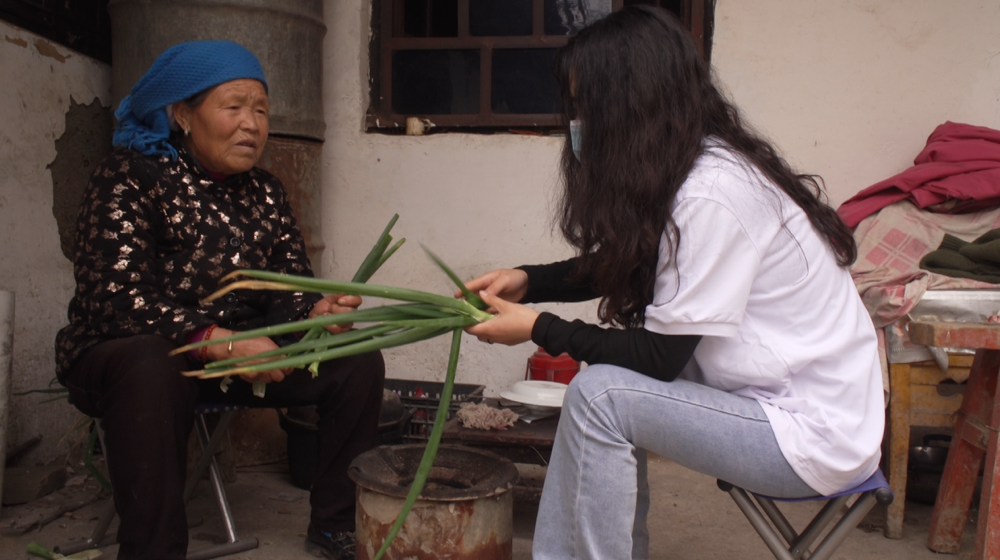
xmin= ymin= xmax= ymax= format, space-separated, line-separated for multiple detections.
xmin=530 ymin=312 xmax=562 ymax=350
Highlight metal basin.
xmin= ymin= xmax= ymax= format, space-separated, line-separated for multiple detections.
xmin=349 ymin=444 xmax=519 ymax=560
xmin=909 ymin=434 xmax=951 ymax=475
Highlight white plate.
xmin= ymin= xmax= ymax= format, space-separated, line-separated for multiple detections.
xmin=499 ymin=380 xmax=567 ymax=410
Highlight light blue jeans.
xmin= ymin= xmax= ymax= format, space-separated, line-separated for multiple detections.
xmin=532 ymin=364 xmax=818 ymax=560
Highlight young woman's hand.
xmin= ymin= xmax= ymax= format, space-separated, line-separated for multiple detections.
xmin=459 ymin=269 xmax=529 ymax=308
xmin=204 ymin=328 xmax=291 ymax=384
xmin=465 ymin=290 xmax=539 ymax=346
xmin=309 ymin=294 xmax=363 ymax=334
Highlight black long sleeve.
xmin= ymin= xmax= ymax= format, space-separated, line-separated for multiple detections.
xmin=516 ymin=259 xmax=700 ymax=381
xmin=531 ymin=312 xmax=700 ymax=382
xmin=516 ymin=258 xmax=600 ymax=303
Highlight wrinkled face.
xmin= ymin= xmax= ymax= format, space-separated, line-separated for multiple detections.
xmin=172 ymin=78 xmax=269 ymax=175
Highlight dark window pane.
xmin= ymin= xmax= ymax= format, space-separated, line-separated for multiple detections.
xmin=492 ymin=49 xmax=560 ymax=114
xmin=0 ymin=0 xmax=112 ymax=62
xmin=470 ymin=0 xmax=532 ymax=36
xmin=392 ymin=50 xmax=480 ymax=115
xmin=401 ymin=0 xmax=458 ymax=37
xmin=625 ymin=0 xmax=683 ymax=13
xmin=544 ymin=0 xmax=613 ymax=35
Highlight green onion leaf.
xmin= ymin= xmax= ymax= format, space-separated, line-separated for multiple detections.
xmin=189 ymin=326 xmax=450 ymax=379
xmin=422 ymin=245 xmax=486 ymax=310
xmin=372 ymin=328 xmax=462 ymax=560
xmin=352 ymin=214 xmax=399 ymax=283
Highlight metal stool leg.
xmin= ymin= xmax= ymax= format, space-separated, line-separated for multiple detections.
xmin=786 ymin=495 xmax=852 ymax=558
xmin=724 ymin=485 xmax=796 ymax=560
xmin=184 ymin=410 xmax=258 ymax=559
xmin=56 ymin=410 xmax=258 ymax=560
xmin=754 ymin=495 xmax=798 ymax=545
xmin=719 ymin=476 xmax=892 ymax=560
xmin=808 ymin=493 xmax=879 ymax=560
xmin=184 ymin=411 xmax=236 ymax=502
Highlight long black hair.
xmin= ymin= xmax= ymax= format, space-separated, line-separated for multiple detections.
xmin=555 ymin=5 xmax=856 ymax=328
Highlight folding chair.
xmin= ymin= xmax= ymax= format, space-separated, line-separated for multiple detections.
xmin=55 ymin=403 xmax=259 ymax=560
xmin=717 ymin=469 xmax=893 ymax=560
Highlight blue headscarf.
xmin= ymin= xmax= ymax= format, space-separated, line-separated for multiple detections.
xmin=113 ymin=40 xmax=268 ymax=159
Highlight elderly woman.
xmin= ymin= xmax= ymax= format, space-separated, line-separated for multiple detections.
xmin=54 ymin=40 xmax=381 ymax=560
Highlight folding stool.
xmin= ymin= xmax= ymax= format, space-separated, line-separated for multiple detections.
xmin=56 ymin=403 xmax=259 ymax=560
xmin=717 ymin=468 xmax=893 ymax=560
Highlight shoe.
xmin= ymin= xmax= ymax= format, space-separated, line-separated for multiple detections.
xmin=306 ymin=523 xmax=356 ymax=560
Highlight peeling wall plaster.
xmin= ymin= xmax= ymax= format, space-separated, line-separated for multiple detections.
xmin=33 ymin=38 xmax=71 ymax=63
xmin=0 ymin=19 xmax=110 ymax=465
xmin=4 ymin=35 xmax=27 ymax=48
xmin=50 ymin=99 xmax=113 ymax=260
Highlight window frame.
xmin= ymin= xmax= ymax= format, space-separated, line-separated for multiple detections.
xmin=366 ymin=0 xmax=714 ymax=131
xmin=0 ymin=0 xmax=112 ymax=63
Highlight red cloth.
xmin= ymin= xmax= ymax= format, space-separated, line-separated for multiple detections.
xmin=837 ymin=122 xmax=1000 ymax=228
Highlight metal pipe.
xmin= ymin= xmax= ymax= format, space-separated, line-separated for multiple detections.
xmin=725 ymin=487 xmax=796 ymax=560
xmin=183 ymin=410 xmax=236 ymax=503
xmin=808 ymin=494 xmax=878 ymax=560
xmin=194 ymin=414 xmax=238 ymax=543
xmin=790 ymin=495 xmax=851 ymax=556
xmin=754 ymin=495 xmax=798 ymax=545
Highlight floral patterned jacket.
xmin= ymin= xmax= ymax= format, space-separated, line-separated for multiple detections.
xmin=55 ymin=143 xmax=320 ymax=380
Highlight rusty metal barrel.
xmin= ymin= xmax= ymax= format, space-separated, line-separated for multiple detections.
xmin=107 ymin=0 xmax=327 ymax=270
xmin=349 ymin=444 xmax=520 ymax=560
xmin=107 ymin=0 xmax=325 ymax=139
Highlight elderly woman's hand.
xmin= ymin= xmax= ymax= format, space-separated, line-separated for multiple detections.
xmin=309 ymin=294 xmax=363 ymax=335
xmin=205 ymin=328 xmax=291 ymax=384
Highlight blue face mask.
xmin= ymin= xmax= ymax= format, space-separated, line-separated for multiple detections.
xmin=569 ymin=119 xmax=583 ymax=161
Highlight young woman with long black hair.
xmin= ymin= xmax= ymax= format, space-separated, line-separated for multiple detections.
xmin=463 ymin=6 xmax=883 ymax=559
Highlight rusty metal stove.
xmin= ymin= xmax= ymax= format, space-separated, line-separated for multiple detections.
xmin=349 ymin=444 xmax=519 ymax=560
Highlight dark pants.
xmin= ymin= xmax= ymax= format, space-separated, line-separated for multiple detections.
xmin=63 ymin=335 xmax=385 ymax=560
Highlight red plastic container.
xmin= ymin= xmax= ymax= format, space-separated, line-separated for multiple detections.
xmin=525 ymin=346 xmax=580 ymax=384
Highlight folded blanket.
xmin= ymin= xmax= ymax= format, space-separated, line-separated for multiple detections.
xmin=838 ymin=121 xmax=1000 ymax=228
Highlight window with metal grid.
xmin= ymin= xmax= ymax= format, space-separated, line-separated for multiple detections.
xmin=0 ymin=0 xmax=111 ymax=63
xmin=367 ymin=0 xmax=714 ymax=132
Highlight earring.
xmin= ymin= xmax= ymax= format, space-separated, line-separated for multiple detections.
xmin=184 ymin=129 xmax=190 ymax=137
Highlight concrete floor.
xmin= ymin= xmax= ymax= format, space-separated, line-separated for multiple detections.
xmin=0 ymin=453 xmax=977 ymax=560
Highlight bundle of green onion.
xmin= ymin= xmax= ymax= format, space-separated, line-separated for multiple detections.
xmin=171 ymin=214 xmax=493 ymax=560
xmin=173 ymin=267 xmax=491 ymax=379
xmin=172 ymin=215 xmax=491 ymax=379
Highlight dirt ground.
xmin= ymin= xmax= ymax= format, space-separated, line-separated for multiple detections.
xmin=0 ymin=453 xmax=976 ymax=560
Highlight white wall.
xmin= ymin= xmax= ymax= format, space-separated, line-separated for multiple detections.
xmin=320 ymin=0 xmax=1000 ymax=395
xmin=0 ymin=21 xmax=111 ymax=462
xmin=322 ymin=1 xmax=595 ymax=395
xmin=712 ymin=0 xmax=1000 ymax=206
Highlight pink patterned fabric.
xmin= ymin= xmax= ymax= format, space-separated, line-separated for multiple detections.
xmin=852 ymin=201 xmax=1000 ymax=329
xmin=850 ymin=201 xmax=1000 ymax=395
